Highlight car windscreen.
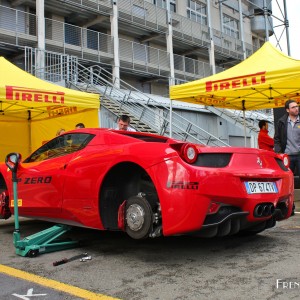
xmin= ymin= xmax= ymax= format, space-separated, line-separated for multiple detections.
xmin=24 ymin=133 xmax=95 ymax=163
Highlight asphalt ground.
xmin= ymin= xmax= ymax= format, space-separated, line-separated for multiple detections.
xmin=0 ymin=205 xmax=299 ymax=300
xmin=0 ymin=218 xmax=119 ymax=300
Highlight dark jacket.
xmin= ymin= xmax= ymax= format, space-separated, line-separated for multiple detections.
xmin=274 ymin=114 xmax=288 ymax=153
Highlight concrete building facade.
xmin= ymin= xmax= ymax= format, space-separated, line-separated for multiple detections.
xmin=0 ymin=0 xmax=279 ymax=146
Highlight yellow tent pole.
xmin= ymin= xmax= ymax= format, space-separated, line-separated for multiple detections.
xmin=243 ymin=110 xmax=247 ymax=147
xmin=169 ymin=99 xmax=173 ymax=138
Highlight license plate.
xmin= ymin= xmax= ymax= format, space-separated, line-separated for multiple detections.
xmin=244 ymin=181 xmax=278 ymax=194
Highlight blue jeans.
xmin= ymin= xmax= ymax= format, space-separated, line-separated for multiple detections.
xmin=288 ymin=154 xmax=300 ymax=176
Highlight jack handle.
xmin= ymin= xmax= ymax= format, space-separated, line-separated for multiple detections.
xmin=5 ymin=153 xmax=21 ymax=182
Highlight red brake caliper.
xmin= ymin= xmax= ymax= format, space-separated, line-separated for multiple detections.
xmin=0 ymin=190 xmax=11 ymax=220
xmin=117 ymin=200 xmax=126 ymax=231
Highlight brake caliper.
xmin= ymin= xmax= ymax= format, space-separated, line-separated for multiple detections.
xmin=0 ymin=190 xmax=11 ymax=220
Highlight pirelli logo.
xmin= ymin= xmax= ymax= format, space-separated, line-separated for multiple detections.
xmin=167 ymin=181 xmax=199 ymax=190
xmin=5 ymin=86 xmax=65 ymax=104
xmin=205 ymin=71 xmax=266 ymax=92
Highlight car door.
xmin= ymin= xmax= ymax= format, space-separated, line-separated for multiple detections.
xmin=15 ymin=133 xmax=91 ymax=217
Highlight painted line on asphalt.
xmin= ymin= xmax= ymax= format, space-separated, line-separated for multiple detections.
xmin=0 ymin=264 xmax=119 ymax=300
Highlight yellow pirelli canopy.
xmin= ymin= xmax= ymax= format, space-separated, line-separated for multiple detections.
xmin=170 ymin=42 xmax=300 ymax=111
xmin=0 ymin=56 xmax=99 ymax=113
xmin=0 ymin=57 xmax=100 ymax=160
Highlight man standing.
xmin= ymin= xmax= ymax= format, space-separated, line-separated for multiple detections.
xmin=116 ymin=115 xmax=136 ymax=131
xmin=274 ymin=99 xmax=300 ymax=175
xmin=258 ymin=120 xmax=274 ymax=151
xmin=274 ymin=99 xmax=299 ymax=215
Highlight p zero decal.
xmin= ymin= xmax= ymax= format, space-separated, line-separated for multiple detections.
xmin=274 ymin=94 xmax=300 ymax=108
xmin=21 ymin=177 xmax=52 ymax=184
xmin=205 ymin=71 xmax=266 ymax=92
xmin=6 ymin=86 xmax=65 ymax=104
xmin=167 ymin=181 xmax=199 ymax=190
xmin=47 ymin=106 xmax=78 ymax=117
xmin=194 ymin=97 xmax=227 ymax=106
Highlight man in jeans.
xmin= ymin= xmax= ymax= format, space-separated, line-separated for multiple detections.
xmin=274 ymin=99 xmax=299 ymax=215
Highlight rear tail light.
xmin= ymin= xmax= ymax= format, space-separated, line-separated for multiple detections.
xmin=275 ymin=154 xmax=290 ymax=171
xmin=180 ymin=144 xmax=198 ymax=164
xmin=281 ymin=154 xmax=290 ymax=168
xmin=170 ymin=143 xmax=199 ymax=164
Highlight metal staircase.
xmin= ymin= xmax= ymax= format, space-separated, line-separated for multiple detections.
xmin=35 ymin=52 xmax=229 ymax=147
xmin=26 ymin=48 xmax=273 ymax=147
xmin=206 ymin=106 xmax=274 ymax=137
xmin=99 ymin=97 xmax=157 ymax=133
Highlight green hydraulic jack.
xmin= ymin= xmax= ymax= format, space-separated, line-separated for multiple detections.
xmin=6 ymin=153 xmax=79 ymax=258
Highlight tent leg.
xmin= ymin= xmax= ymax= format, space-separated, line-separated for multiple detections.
xmin=169 ymin=99 xmax=172 ymax=138
xmin=243 ymin=110 xmax=247 ymax=147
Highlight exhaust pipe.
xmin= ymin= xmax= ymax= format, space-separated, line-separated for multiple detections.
xmin=262 ymin=205 xmax=271 ymax=216
xmin=270 ymin=204 xmax=275 ymax=215
xmin=275 ymin=201 xmax=289 ymax=220
xmin=254 ymin=205 xmax=263 ymax=217
xmin=254 ymin=203 xmax=275 ymax=218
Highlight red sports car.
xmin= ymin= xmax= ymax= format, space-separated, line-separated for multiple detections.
xmin=0 ymin=128 xmax=294 ymax=239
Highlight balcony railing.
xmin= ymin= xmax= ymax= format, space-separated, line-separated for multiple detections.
xmin=0 ymin=5 xmax=218 ymax=81
xmin=118 ymin=0 xmax=168 ymax=32
xmin=55 ymin=0 xmax=112 ymax=13
xmin=54 ymin=0 xmax=251 ymax=60
xmin=0 ymin=5 xmax=37 ymax=47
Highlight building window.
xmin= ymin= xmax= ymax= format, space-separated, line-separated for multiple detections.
xmin=64 ymin=22 xmax=81 ymax=46
xmin=223 ymin=39 xmax=232 ymax=49
xmin=186 ymin=0 xmax=207 ymax=25
xmin=223 ymin=14 xmax=239 ymax=39
xmin=132 ymin=5 xmax=147 ymax=17
xmin=153 ymin=0 xmax=176 ymax=12
xmin=133 ymin=41 xmax=149 ymax=63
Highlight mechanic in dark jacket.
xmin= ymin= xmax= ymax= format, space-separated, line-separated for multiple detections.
xmin=274 ymin=99 xmax=300 ymax=175
xmin=274 ymin=99 xmax=299 ymax=215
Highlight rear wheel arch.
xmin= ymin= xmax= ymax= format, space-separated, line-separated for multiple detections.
xmin=99 ymin=162 xmax=159 ymax=231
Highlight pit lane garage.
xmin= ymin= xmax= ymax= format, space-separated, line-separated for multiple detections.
xmin=0 ymin=129 xmax=294 ymax=240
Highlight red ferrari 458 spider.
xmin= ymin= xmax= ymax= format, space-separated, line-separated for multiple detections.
xmin=0 ymin=128 xmax=294 ymax=239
